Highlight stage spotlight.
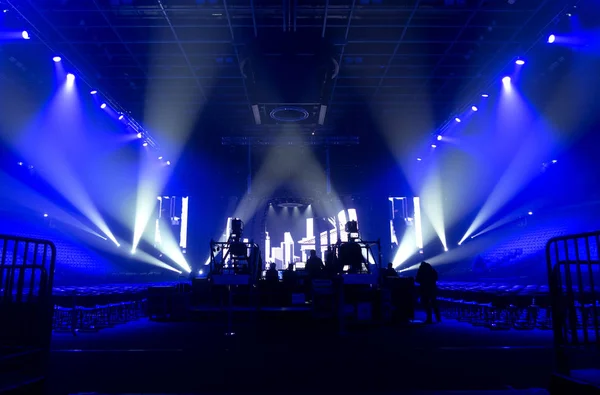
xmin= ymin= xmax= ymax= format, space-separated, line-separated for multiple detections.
xmin=136 ymin=132 xmax=142 ymax=138
xmin=52 ymin=56 xmax=61 ymax=63
xmin=471 ymin=105 xmax=478 ymax=111
xmin=528 ymin=211 xmax=533 ymax=215
xmin=454 ymin=117 xmax=461 ymax=122
xmin=166 ymin=161 xmax=171 ymax=165
xmin=158 ymin=156 xmax=163 ymax=160
xmin=551 ymin=159 xmax=557 ymax=164
xmin=142 ymin=142 xmax=148 ymax=147
xmin=118 ymin=114 xmax=124 ymax=120
xmin=481 ymin=94 xmax=489 ymax=98
xmin=90 ymin=90 xmax=97 ymax=95
xmin=437 ymin=135 xmax=442 ymax=141
xmin=548 ymin=34 xmax=556 ymax=44
xmin=417 ymin=157 xmax=422 ymax=161
xmin=502 ymin=76 xmax=511 ymax=84
xmin=431 ymin=144 xmax=437 ymax=148
xmin=66 ymin=73 xmax=75 ymax=83
xmin=43 ymin=213 xmax=48 ymax=217
xmin=22 ymin=31 xmax=30 ymax=40
xmin=444 ymin=248 xmax=448 ymax=252
xmin=17 ymin=162 xmax=23 ymax=166
xmin=100 ymin=103 xmax=107 ymax=109
xmin=515 ymin=59 xmax=525 ymax=65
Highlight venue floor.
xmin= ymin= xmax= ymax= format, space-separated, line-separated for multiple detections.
xmin=48 ymin=310 xmax=557 ymax=394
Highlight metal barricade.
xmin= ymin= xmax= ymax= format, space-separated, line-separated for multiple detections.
xmin=546 ymin=231 xmax=600 ymax=379
xmin=0 ymin=234 xmax=56 ymax=394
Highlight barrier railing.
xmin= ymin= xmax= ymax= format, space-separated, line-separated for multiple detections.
xmin=0 ymin=234 xmax=56 ymax=393
xmin=546 ymin=231 xmax=600 ymax=376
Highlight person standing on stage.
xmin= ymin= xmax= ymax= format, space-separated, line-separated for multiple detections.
xmin=305 ymin=250 xmax=325 ymax=280
xmin=415 ymin=261 xmax=441 ymax=324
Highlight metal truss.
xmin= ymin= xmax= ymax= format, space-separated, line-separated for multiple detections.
xmin=221 ymin=136 xmax=359 ymax=146
xmin=6 ymin=0 xmax=571 ymax=131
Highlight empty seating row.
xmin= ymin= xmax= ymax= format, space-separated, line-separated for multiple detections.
xmin=436 ymin=282 xmax=551 ymax=330
xmin=52 ymin=282 xmax=177 ymax=333
xmin=436 ymin=281 xmax=600 ymax=331
xmin=481 ymin=224 xmax=567 ymax=269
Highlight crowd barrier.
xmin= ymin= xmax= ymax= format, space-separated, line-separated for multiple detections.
xmin=546 ymin=231 xmax=600 ymax=394
xmin=0 ymin=234 xmax=56 ymax=394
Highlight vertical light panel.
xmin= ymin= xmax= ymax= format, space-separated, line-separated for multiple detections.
xmin=154 ymin=219 xmax=161 ymax=246
xmin=284 ymin=232 xmax=294 ymax=267
xmin=390 ymin=220 xmax=397 ymax=245
xmin=265 ymin=232 xmax=271 ymax=262
xmin=154 ymin=197 xmax=162 ymax=248
xmin=338 ymin=210 xmax=348 ymax=242
xmin=179 ymin=196 xmax=188 ymax=248
xmin=347 ymin=208 xmax=357 ymax=222
xmin=413 ymin=197 xmax=423 ymax=249
xmin=306 ymin=217 xmax=314 ymax=239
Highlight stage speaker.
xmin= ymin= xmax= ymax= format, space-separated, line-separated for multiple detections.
xmin=386 ymin=277 xmax=415 ymax=323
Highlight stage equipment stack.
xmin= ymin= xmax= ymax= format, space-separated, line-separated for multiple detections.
xmin=207 ymin=218 xmax=263 ymax=334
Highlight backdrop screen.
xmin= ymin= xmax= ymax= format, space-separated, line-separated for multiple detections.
xmin=264 ymin=206 xmax=359 ymax=270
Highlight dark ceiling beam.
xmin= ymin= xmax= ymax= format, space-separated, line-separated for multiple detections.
xmin=282 ymin=0 xmax=286 ymax=32
xmin=324 ymin=0 xmax=356 ymax=124
xmin=371 ymin=0 xmax=423 ymax=99
xmin=102 ymin=52 xmax=476 ymax=59
xmin=250 ymin=0 xmax=258 ymax=37
xmin=293 ymin=0 xmax=297 ymax=32
xmin=51 ymin=39 xmax=523 ymax=45
xmin=47 ymin=6 xmax=539 ymax=14
xmin=105 ymin=74 xmax=474 ymax=80
xmin=416 ymin=0 xmax=486 ymax=95
xmin=50 ymin=23 xmax=520 ymax=29
xmin=321 ymin=0 xmax=329 ymax=38
xmin=91 ymin=0 xmax=147 ymax=78
xmin=221 ymin=136 xmax=359 ymax=146
xmin=223 ymin=0 xmax=253 ymax=115
xmin=156 ymin=0 xmax=207 ymax=101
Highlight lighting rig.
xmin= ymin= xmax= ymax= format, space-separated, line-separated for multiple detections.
xmin=209 ymin=218 xmax=262 ymax=285
xmin=330 ymin=220 xmax=382 ymax=285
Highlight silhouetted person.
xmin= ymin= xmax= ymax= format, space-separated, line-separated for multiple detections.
xmin=324 ymin=249 xmax=336 ymax=277
xmin=383 ymin=262 xmax=398 ymax=277
xmin=416 ymin=261 xmax=441 ymax=324
xmin=265 ymin=263 xmax=278 ymax=281
xmin=339 ymin=240 xmax=364 ymax=273
xmin=305 ymin=250 xmax=325 ymax=280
